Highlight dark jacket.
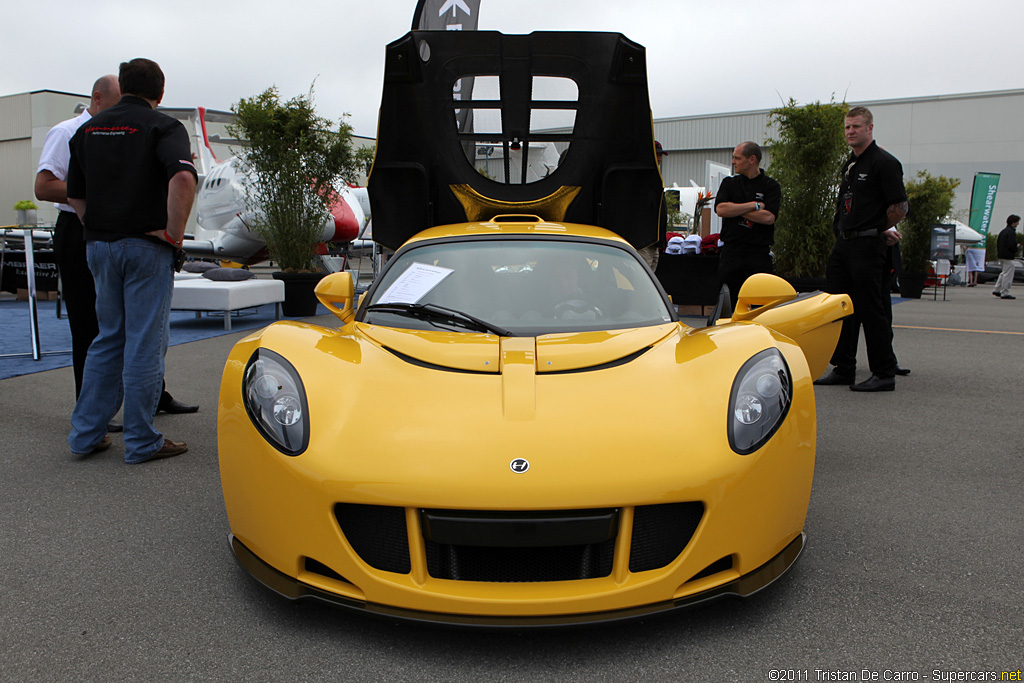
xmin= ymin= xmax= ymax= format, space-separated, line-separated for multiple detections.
xmin=996 ymin=224 xmax=1020 ymax=260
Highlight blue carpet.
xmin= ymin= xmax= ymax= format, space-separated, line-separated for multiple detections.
xmin=0 ymin=298 xmax=329 ymax=381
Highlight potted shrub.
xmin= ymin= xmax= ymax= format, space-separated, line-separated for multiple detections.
xmin=231 ymin=86 xmax=361 ymax=315
xmin=14 ymin=200 xmax=38 ymax=227
xmin=766 ymin=99 xmax=849 ymax=288
xmin=900 ymin=171 xmax=960 ymax=298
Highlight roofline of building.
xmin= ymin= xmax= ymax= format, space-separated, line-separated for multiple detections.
xmin=654 ymin=87 xmax=1024 ymax=124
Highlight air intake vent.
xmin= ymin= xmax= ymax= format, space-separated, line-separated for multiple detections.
xmin=334 ymin=504 xmax=411 ymax=574
xmin=629 ymin=502 xmax=704 ymax=572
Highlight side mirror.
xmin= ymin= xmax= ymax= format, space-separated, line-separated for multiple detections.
xmin=732 ymin=274 xmax=797 ymax=322
xmin=315 ymin=272 xmax=355 ymax=322
xmin=706 ymin=284 xmax=733 ymax=326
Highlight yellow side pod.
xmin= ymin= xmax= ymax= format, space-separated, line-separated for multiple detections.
xmin=721 ymin=274 xmax=853 ymax=380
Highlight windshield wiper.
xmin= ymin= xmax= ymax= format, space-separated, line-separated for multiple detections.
xmin=365 ymin=302 xmax=513 ymax=337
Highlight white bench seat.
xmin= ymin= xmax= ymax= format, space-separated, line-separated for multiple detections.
xmin=171 ymin=278 xmax=285 ymax=330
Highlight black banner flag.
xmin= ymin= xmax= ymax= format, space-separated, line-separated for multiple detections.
xmin=410 ymin=0 xmax=482 ymax=137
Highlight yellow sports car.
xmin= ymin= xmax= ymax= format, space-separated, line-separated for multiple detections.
xmin=217 ymin=31 xmax=852 ymax=626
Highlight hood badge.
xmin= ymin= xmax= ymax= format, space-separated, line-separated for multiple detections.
xmin=509 ymin=458 xmax=530 ymax=473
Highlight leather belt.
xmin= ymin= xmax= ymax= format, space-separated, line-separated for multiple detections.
xmin=840 ymin=228 xmax=879 ymax=240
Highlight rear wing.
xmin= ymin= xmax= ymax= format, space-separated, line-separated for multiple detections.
xmin=368 ymin=30 xmax=663 ymax=251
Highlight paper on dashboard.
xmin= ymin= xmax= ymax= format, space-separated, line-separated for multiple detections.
xmin=377 ymin=262 xmax=455 ymax=304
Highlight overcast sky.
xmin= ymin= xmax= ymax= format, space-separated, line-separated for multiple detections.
xmin=4 ymin=0 xmax=1022 ymax=137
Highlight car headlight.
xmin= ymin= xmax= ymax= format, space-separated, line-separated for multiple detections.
xmin=242 ymin=349 xmax=309 ymax=456
xmin=728 ymin=348 xmax=792 ymax=455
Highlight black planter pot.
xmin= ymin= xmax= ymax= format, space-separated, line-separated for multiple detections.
xmin=273 ymin=271 xmax=325 ymax=317
xmin=898 ymin=271 xmax=927 ymax=299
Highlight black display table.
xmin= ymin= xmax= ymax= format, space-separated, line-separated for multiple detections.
xmin=655 ymin=254 xmax=721 ymax=307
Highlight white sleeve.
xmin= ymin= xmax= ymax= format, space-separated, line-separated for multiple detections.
xmin=37 ymin=125 xmax=72 ymax=180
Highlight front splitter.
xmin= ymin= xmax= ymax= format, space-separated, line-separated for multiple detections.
xmin=228 ymin=532 xmax=805 ymax=628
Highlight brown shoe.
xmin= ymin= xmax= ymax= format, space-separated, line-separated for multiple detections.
xmin=76 ymin=434 xmax=112 ymax=456
xmin=142 ymin=438 xmax=189 ymax=463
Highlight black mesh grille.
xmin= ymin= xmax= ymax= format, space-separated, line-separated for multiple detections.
xmin=422 ymin=508 xmax=618 ymax=582
xmin=334 ymin=502 xmax=703 ymax=581
xmin=629 ymin=502 xmax=704 ymax=573
xmin=425 ymin=537 xmax=616 ymax=582
xmin=334 ymin=504 xmax=411 ymax=574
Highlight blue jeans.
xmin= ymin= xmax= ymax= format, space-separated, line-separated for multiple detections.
xmin=69 ymin=238 xmax=174 ymax=463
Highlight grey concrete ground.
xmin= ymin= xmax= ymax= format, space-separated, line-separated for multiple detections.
xmin=2 ymin=283 xmax=1022 ymax=682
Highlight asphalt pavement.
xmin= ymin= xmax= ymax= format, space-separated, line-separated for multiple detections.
xmin=2 ymin=282 xmax=1022 ymax=682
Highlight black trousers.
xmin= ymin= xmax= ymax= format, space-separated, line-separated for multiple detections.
xmin=718 ymin=243 xmax=773 ymax=309
xmin=825 ymin=235 xmax=897 ymax=378
xmin=53 ymin=211 xmax=98 ymax=397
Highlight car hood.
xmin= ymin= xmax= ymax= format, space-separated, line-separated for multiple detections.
xmin=357 ymin=323 xmax=678 ymax=374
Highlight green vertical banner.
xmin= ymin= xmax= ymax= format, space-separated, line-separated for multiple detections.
xmin=968 ymin=172 xmax=1000 ymax=240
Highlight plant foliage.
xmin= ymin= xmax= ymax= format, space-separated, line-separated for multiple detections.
xmin=901 ymin=171 xmax=960 ymax=273
xmin=230 ymin=86 xmax=359 ymax=272
xmin=766 ymin=99 xmax=850 ymax=278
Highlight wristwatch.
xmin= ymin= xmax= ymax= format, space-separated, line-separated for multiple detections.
xmin=754 ymin=202 xmax=761 ymax=211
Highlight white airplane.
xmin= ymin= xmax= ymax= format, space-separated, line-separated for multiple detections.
xmin=161 ymin=107 xmax=368 ymax=266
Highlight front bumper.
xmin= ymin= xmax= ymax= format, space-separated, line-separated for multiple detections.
xmin=228 ymin=531 xmax=805 ymax=628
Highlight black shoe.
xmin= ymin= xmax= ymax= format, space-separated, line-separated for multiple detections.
xmin=850 ymin=375 xmax=895 ymax=392
xmin=157 ymin=396 xmax=199 ymax=414
xmin=813 ymin=370 xmax=855 ymax=386
xmin=992 ymin=291 xmax=1001 ymax=296
xmin=895 ymin=366 xmax=911 ymax=376
xmin=106 ymin=421 xmax=123 ymax=432
xmin=1001 ymin=294 xmax=1016 ymax=300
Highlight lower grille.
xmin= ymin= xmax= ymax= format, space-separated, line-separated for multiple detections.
xmin=629 ymin=502 xmax=704 ymax=573
xmin=334 ymin=502 xmax=703 ymax=581
xmin=334 ymin=504 xmax=411 ymax=573
xmin=425 ymin=536 xmax=615 ymax=582
xmin=423 ymin=508 xmax=618 ymax=582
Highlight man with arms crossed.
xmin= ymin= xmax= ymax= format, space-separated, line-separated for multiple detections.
xmin=815 ymin=106 xmax=907 ymax=392
xmin=66 ymin=58 xmax=197 ymax=463
xmin=714 ymin=141 xmax=781 ymax=310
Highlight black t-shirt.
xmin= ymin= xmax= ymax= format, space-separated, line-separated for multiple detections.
xmin=715 ymin=171 xmax=781 ymax=247
xmin=833 ymin=141 xmax=907 ymax=235
xmin=67 ymin=96 xmax=197 ymax=241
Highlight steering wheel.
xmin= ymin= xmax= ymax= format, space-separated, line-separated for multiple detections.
xmin=554 ymin=299 xmax=604 ymax=320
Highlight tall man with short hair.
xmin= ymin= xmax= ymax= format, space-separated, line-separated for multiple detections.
xmin=714 ymin=141 xmax=781 ymax=309
xmin=67 ymin=58 xmax=197 ymax=463
xmin=815 ymin=106 xmax=908 ymax=392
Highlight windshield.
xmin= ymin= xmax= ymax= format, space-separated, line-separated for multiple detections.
xmin=361 ymin=239 xmax=673 ymax=335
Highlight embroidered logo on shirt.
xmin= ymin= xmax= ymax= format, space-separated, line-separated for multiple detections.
xmin=83 ymin=125 xmax=139 ymax=136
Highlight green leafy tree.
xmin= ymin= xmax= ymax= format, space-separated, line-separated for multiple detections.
xmin=901 ymin=171 xmax=960 ymax=273
xmin=766 ymin=99 xmax=850 ymax=278
xmin=231 ymin=86 xmax=360 ymax=272
xmin=664 ymin=191 xmax=683 ymax=228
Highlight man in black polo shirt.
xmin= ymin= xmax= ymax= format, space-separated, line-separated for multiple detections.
xmin=714 ymin=141 xmax=781 ymax=309
xmin=66 ymin=58 xmax=198 ymax=463
xmin=815 ymin=106 xmax=908 ymax=392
